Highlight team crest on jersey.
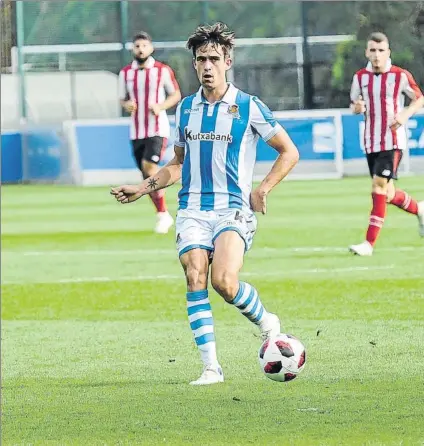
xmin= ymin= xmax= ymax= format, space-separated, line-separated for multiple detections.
xmin=227 ymin=104 xmax=240 ymax=119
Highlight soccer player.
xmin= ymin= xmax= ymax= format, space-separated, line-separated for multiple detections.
xmin=111 ymin=22 xmax=299 ymax=385
xmin=119 ymin=31 xmax=181 ymax=234
xmin=349 ymin=32 xmax=424 ymax=256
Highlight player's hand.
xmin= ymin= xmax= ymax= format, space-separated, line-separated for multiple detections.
xmin=250 ymin=188 xmax=267 ymax=215
xmin=352 ymin=95 xmax=366 ymax=114
xmin=110 ymin=185 xmax=143 ymax=204
xmin=123 ymin=100 xmax=137 ymax=114
xmin=149 ymin=103 xmax=162 ymax=116
xmin=389 ymin=112 xmax=407 ymax=130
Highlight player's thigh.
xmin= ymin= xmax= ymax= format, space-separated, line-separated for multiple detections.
xmin=373 ymin=150 xmax=402 ymax=181
xmin=212 ymin=209 xmax=257 ymax=253
xmin=143 ymin=136 xmax=167 ymax=165
xmin=131 ymin=139 xmax=145 ymax=171
xmin=177 ymin=211 xmax=213 ymax=290
xmin=212 ymin=230 xmax=245 ymax=276
xmin=211 ymin=208 xmax=257 ymax=276
xmin=384 ymin=150 xmax=403 ymax=201
xmin=366 ymin=152 xmax=377 ymax=179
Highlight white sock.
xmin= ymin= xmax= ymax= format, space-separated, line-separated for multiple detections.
xmin=231 ymin=282 xmax=268 ymax=326
xmin=187 ymin=289 xmax=218 ymax=368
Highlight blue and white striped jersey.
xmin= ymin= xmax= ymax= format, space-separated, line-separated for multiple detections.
xmin=174 ymin=83 xmax=282 ymax=211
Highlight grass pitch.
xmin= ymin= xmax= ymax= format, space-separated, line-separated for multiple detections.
xmin=2 ymin=177 xmax=424 ymax=445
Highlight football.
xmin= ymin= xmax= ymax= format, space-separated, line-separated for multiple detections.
xmin=258 ymin=333 xmax=306 ymax=382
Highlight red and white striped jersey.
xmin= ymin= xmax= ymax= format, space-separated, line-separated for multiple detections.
xmin=350 ymin=59 xmax=423 ymax=153
xmin=119 ymin=57 xmax=180 ymax=140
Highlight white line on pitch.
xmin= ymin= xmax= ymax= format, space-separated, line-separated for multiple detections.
xmin=1 ymin=265 xmax=395 ymax=285
xmin=3 ymin=246 xmax=422 ymax=256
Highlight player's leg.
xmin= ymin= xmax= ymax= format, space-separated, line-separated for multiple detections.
xmin=210 ymin=211 xmax=280 ymax=340
xmin=131 ymin=139 xmax=145 ymax=178
xmin=366 ymin=174 xmax=389 ymax=245
xmin=385 ymin=151 xmax=424 ymax=236
xmin=176 ymin=212 xmax=223 ymax=385
xmin=142 ymin=137 xmax=173 ymax=234
xmin=350 ymin=152 xmax=391 ymax=256
xmin=388 ymin=183 xmax=420 ymax=215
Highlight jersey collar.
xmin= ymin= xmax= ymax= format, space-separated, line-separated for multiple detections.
xmin=194 ymin=83 xmax=238 ymax=105
xmin=366 ymin=58 xmax=392 ymax=73
xmin=131 ymin=56 xmax=155 ymax=70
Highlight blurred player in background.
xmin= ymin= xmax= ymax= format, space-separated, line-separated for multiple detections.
xmin=111 ymin=22 xmax=299 ymax=385
xmin=119 ymin=31 xmax=181 ymax=233
xmin=349 ymin=32 xmax=424 ymax=256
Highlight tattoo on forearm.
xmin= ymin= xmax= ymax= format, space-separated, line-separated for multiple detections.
xmin=147 ymin=178 xmax=159 ymax=190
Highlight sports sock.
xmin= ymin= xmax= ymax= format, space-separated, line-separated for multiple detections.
xmin=231 ymin=282 xmax=268 ymax=326
xmin=366 ymin=193 xmax=387 ymax=246
xmin=187 ymin=290 xmax=218 ymax=368
xmin=389 ymin=189 xmax=418 ymax=215
xmin=149 ymin=190 xmax=167 ymax=213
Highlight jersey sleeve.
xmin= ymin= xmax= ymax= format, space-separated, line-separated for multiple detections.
xmin=163 ymin=66 xmax=180 ymax=95
xmin=174 ymin=101 xmax=185 ymax=148
xmin=118 ymin=69 xmax=128 ymax=101
xmin=350 ymin=73 xmax=361 ymax=102
xmin=401 ymin=70 xmax=423 ymax=100
xmin=250 ymin=96 xmax=282 ymax=142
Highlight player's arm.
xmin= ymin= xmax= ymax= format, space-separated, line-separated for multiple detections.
xmin=112 ymin=100 xmax=186 ymax=204
xmin=149 ymin=67 xmax=182 ymax=116
xmin=152 ymin=90 xmax=182 ymax=113
xmin=350 ymin=73 xmax=366 ymax=114
xmin=251 ymin=129 xmax=299 ymax=214
xmin=249 ymin=97 xmax=299 ymax=214
xmin=111 ymin=146 xmax=184 ymax=204
xmin=118 ymin=69 xmax=137 ymax=114
xmin=390 ymin=70 xmax=424 ymax=129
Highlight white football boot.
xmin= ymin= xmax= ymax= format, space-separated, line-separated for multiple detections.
xmin=417 ymin=201 xmax=424 ymax=237
xmin=259 ymin=313 xmax=281 ymax=341
xmin=189 ymin=365 xmax=224 ymax=386
xmin=348 ymin=241 xmax=373 ymax=256
xmin=154 ymin=211 xmax=174 ymax=234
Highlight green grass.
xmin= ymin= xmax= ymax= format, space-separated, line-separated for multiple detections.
xmin=2 ymin=177 xmax=424 ymax=445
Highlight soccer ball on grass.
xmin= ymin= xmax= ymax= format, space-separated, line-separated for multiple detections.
xmin=258 ymin=333 xmax=306 ymax=382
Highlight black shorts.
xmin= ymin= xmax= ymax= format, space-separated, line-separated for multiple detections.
xmin=131 ymin=136 xmax=167 ymax=167
xmin=366 ymin=149 xmax=403 ymax=180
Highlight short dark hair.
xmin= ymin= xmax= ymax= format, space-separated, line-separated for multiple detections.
xmin=133 ymin=31 xmax=152 ymax=43
xmin=368 ymin=32 xmax=389 ymax=45
xmin=186 ymin=22 xmax=235 ymax=58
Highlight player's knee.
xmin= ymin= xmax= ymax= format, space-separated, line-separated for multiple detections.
xmin=372 ymin=182 xmax=388 ymax=196
xmin=386 ymin=191 xmax=395 ymax=203
xmin=211 ymin=270 xmax=238 ymax=303
xmin=185 ymin=264 xmax=208 ymax=291
xmin=372 ymin=176 xmax=388 ymax=191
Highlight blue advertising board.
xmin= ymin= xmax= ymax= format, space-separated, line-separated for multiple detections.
xmin=2 ymin=111 xmax=424 ymax=183
xmin=1 ymin=132 xmax=23 ymax=183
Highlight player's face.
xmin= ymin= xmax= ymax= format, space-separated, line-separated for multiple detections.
xmin=193 ymin=44 xmax=232 ymax=90
xmin=365 ymin=40 xmax=390 ymax=72
xmin=132 ymin=39 xmax=153 ymax=63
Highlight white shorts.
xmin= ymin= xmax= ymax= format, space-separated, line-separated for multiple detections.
xmin=176 ymin=208 xmax=258 ymax=257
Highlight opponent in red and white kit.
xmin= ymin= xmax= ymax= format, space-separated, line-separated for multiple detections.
xmin=119 ymin=31 xmax=181 ymax=233
xmin=349 ymin=32 xmax=424 ymax=256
